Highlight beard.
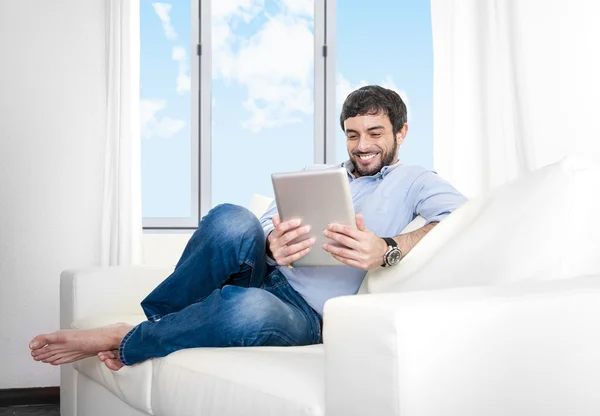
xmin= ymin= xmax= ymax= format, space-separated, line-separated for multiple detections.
xmin=351 ymin=138 xmax=398 ymax=177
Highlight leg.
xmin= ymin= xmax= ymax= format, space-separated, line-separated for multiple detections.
xmin=141 ymin=204 xmax=268 ymax=320
xmin=29 ymin=204 xmax=267 ymax=366
xmin=119 ymin=272 xmax=322 ymax=366
xmin=29 ymin=271 xmax=321 ymax=369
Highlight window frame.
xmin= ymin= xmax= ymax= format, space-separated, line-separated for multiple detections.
xmin=142 ymin=0 xmax=337 ymax=230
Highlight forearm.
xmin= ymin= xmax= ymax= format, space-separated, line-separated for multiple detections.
xmin=392 ymin=222 xmax=438 ymax=257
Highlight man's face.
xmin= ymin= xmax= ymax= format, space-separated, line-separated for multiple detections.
xmin=344 ymin=112 xmax=406 ymax=177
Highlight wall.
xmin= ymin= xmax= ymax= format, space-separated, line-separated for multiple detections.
xmin=0 ymin=0 xmax=106 ymax=388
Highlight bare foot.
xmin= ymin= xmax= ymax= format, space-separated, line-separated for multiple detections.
xmin=29 ymin=323 xmax=133 ymax=366
xmin=98 ymin=350 xmax=124 ymax=371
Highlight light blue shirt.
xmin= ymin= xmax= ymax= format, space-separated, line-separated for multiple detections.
xmin=260 ymin=160 xmax=467 ymax=315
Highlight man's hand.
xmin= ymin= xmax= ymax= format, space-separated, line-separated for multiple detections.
xmin=267 ymin=215 xmax=316 ymax=266
xmin=322 ymin=214 xmax=387 ymax=270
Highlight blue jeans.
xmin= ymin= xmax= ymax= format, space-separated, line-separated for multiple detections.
xmin=118 ymin=204 xmax=323 ymax=366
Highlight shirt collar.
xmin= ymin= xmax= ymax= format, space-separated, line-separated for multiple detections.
xmin=341 ymin=159 xmax=403 ymax=180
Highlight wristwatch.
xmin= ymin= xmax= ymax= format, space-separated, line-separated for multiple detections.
xmin=381 ymin=237 xmax=402 ymax=267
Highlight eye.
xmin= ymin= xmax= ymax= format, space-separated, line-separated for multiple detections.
xmin=371 ymin=133 xmax=381 ymax=138
xmin=347 ymin=135 xmax=358 ymax=140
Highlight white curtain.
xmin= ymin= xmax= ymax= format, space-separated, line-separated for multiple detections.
xmin=431 ymin=0 xmax=600 ymax=198
xmin=101 ymin=0 xmax=143 ymax=266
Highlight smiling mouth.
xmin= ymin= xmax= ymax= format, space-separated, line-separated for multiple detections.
xmin=356 ymin=153 xmax=378 ymax=161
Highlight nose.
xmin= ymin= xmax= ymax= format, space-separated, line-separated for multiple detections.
xmin=357 ymin=136 xmax=372 ymax=152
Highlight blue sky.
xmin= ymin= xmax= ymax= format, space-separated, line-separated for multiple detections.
xmin=141 ymin=0 xmax=432 ymax=218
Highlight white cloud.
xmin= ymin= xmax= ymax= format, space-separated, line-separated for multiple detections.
xmin=140 ymin=99 xmax=165 ymax=131
xmin=140 ymin=99 xmax=186 ymax=139
xmin=212 ymin=0 xmax=265 ymax=81
xmin=380 ymin=75 xmax=411 ymax=121
xmin=152 ymin=3 xmax=178 ymax=40
xmin=337 ymin=74 xmax=411 ymax=121
xmin=213 ymin=6 xmax=314 ymax=132
xmin=212 ymin=0 xmax=264 ymax=21
xmin=152 ymin=4 xmax=190 ymax=95
xmin=280 ymin=0 xmax=313 ymax=17
xmin=241 ymin=97 xmax=302 ymax=132
xmin=172 ymin=46 xmax=191 ymax=94
xmin=337 ymin=74 xmax=368 ymax=106
xmin=153 ymin=116 xmax=187 ymax=138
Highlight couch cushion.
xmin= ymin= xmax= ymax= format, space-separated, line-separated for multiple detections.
xmin=73 ymin=316 xmax=325 ymax=416
xmin=73 ymin=314 xmax=155 ymax=415
xmin=365 ymin=155 xmax=600 ymax=293
xmin=151 ymin=345 xmax=325 ymax=416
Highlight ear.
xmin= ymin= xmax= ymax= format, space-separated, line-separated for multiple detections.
xmin=396 ymin=123 xmax=408 ymax=145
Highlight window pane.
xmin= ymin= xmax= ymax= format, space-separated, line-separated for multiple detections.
xmin=141 ymin=0 xmax=192 ymax=218
xmin=335 ymin=0 xmax=433 ymax=169
xmin=211 ymin=0 xmax=315 ymax=208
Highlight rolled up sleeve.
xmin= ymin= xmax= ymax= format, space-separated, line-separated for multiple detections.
xmin=410 ymin=171 xmax=467 ymax=224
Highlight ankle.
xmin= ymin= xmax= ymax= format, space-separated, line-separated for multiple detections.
xmin=112 ymin=323 xmax=133 ymax=349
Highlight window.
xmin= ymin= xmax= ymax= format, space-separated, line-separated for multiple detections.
xmin=335 ymin=0 xmax=434 ymax=169
xmin=141 ymin=0 xmax=195 ymax=227
xmin=141 ymin=0 xmax=432 ymax=229
xmin=211 ymin=0 xmax=316 ymax=208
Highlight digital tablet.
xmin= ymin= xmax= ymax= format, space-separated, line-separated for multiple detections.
xmin=271 ymin=167 xmax=356 ymax=267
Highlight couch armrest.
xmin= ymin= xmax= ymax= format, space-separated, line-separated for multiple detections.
xmin=323 ymin=276 xmax=600 ymax=416
xmin=60 ymin=265 xmax=173 ymax=329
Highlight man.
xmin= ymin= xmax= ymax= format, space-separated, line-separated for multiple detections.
xmin=29 ymin=85 xmax=466 ymax=370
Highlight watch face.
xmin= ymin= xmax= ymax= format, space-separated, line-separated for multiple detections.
xmin=387 ymin=248 xmax=402 ymax=266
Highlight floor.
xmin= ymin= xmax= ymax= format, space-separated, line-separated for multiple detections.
xmin=0 ymin=405 xmax=60 ymax=416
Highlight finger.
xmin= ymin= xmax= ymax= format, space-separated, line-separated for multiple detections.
xmin=326 ymin=223 xmax=361 ymax=240
xmin=280 ymin=225 xmax=312 ymax=246
xmin=272 ymin=215 xmax=281 ymax=228
xmin=272 ymin=218 xmax=302 ymax=238
xmin=322 ymin=242 xmax=361 ymax=261
xmin=274 ymin=237 xmax=316 ymax=266
xmin=280 ymin=246 xmax=312 ymax=265
xmin=287 ymin=236 xmax=316 ymax=253
xmin=355 ymin=214 xmax=366 ymax=231
xmin=323 ymin=230 xmax=360 ymax=250
xmin=270 ymin=224 xmax=310 ymax=255
xmin=331 ymin=254 xmax=364 ymax=269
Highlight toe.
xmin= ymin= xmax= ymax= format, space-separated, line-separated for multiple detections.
xmin=29 ymin=333 xmax=58 ymax=350
xmin=104 ymin=358 xmax=123 ymax=371
xmin=34 ymin=349 xmax=59 ymax=362
xmin=29 ymin=335 xmax=47 ymax=350
xmin=31 ymin=345 xmax=50 ymax=357
xmin=54 ymin=353 xmax=85 ymax=365
xmin=42 ymin=353 xmax=62 ymax=364
xmin=98 ymin=350 xmax=117 ymax=361
xmin=104 ymin=358 xmax=115 ymax=370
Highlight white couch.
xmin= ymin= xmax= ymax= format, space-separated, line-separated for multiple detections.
xmin=60 ymin=156 xmax=600 ymax=416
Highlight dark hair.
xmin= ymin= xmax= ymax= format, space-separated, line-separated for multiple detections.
xmin=339 ymin=85 xmax=407 ymax=135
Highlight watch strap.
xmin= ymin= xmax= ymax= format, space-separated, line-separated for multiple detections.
xmin=381 ymin=237 xmax=397 ymax=267
xmin=383 ymin=237 xmax=397 ymax=248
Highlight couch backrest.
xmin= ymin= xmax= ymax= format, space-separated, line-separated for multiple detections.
xmin=249 ymin=194 xmax=275 ymax=218
xmin=365 ymin=155 xmax=600 ymax=293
